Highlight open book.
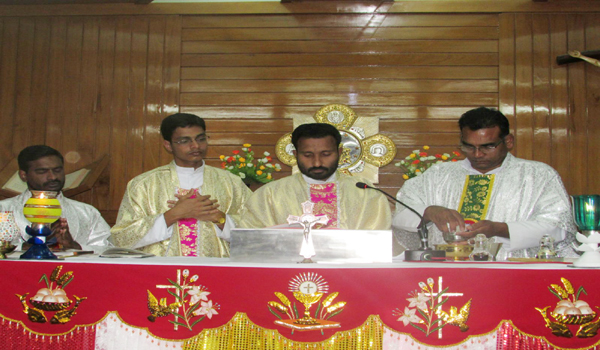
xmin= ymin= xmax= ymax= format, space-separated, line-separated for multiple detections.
xmin=100 ymin=247 xmax=154 ymax=258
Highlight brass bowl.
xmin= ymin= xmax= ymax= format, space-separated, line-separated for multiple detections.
xmin=435 ymin=244 xmax=473 ymax=261
xmin=29 ymin=299 xmax=72 ymax=311
xmin=551 ymin=312 xmax=596 ymax=325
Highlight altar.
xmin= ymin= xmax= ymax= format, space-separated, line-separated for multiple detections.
xmin=1 ymin=257 xmax=599 ymax=350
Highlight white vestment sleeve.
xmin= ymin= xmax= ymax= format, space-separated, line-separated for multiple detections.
xmin=392 ymin=204 xmax=427 ymax=232
xmin=214 ymin=214 xmax=234 ymax=242
xmin=503 ymin=221 xmax=566 ymax=251
xmin=133 ymin=214 xmax=173 ymax=249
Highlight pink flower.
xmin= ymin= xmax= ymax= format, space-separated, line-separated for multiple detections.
xmin=193 ymin=300 xmax=219 ymax=319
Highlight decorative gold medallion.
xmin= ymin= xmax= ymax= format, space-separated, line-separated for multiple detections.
xmin=535 ymin=277 xmax=600 ymax=338
xmin=15 ymin=265 xmax=86 ymax=324
xmin=275 ymin=104 xmax=396 ymax=183
xmin=268 ymin=273 xmax=346 ymax=332
xmin=149 ymin=269 xmax=219 ymax=331
xmin=393 ymin=276 xmax=471 ymax=338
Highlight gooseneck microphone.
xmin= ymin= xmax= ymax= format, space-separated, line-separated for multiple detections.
xmin=355 ymin=182 xmax=445 ymax=261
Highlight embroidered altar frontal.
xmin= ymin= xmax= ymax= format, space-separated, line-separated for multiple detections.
xmin=1 ymin=258 xmax=600 ymax=350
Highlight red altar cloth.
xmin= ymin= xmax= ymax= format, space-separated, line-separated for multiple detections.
xmin=1 ymin=258 xmax=600 ymax=349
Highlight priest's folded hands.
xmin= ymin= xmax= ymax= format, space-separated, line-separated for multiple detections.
xmin=164 ymin=192 xmax=222 ymax=227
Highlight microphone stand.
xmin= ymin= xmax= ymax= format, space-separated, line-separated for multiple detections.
xmin=356 ymin=182 xmax=445 ymax=261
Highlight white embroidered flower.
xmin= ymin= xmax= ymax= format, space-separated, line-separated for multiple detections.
xmin=188 ymin=286 xmax=210 ymax=306
xmin=193 ymin=300 xmax=219 ymax=319
xmin=182 ymin=269 xmax=189 ymax=278
xmin=397 ymin=307 xmax=421 ymax=326
xmin=407 ymin=292 xmax=428 ymax=311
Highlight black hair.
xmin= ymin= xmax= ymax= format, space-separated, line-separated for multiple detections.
xmin=160 ymin=113 xmax=207 ymax=142
xmin=18 ymin=145 xmax=64 ymax=172
xmin=291 ymin=123 xmax=342 ymax=149
xmin=458 ymin=107 xmax=510 ymax=138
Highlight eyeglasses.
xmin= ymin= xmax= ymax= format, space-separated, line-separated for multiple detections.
xmin=459 ymin=139 xmax=504 ymax=154
xmin=172 ymin=135 xmax=209 ymax=146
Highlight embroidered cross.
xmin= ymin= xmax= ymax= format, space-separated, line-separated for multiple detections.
xmin=155 ymin=269 xmax=193 ymax=330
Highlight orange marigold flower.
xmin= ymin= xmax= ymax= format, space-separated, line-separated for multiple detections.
xmin=423 ymin=145 xmax=430 ymax=150
xmin=402 ymin=174 xmax=409 ymax=180
xmin=409 ymin=153 xmax=416 ymax=158
xmin=266 ymin=156 xmax=272 ymax=161
xmin=221 ymin=162 xmax=226 ymax=168
xmin=239 ymin=157 xmax=246 ymax=162
xmin=232 ymin=150 xmax=239 ymax=155
xmin=453 ymin=151 xmax=461 ymax=156
xmin=267 ymin=174 xmax=272 ymax=180
xmin=227 ymin=157 xmax=234 ymax=162
xmin=435 ymin=154 xmax=442 ymax=158
xmin=243 ymin=143 xmax=251 ymax=148
xmin=451 ymin=159 xmax=458 ymax=162
xmin=442 ymin=155 xmax=448 ymax=160
xmin=419 ymin=152 xmax=427 ymax=157
xmin=256 ymin=170 xmax=263 ymax=175
xmin=259 ymin=165 xmax=266 ymax=170
xmin=412 ymin=160 xmax=420 ymax=164
xmin=219 ymin=155 xmax=225 ymax=161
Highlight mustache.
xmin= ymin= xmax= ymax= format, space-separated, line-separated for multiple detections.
xmin=43 ymin=180 xmax=62 ymax=186
xmin=308 ymin=167 xmax=329 ymax=172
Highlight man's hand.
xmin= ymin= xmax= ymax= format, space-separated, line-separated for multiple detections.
xmin=49 ymin=218 xmax=82 ymax=250
xmin=462 ymin=220 xmax=509 ymax=239
xmin=423 ymin=206 xmax=466 ymax=233
xmin=164 ymin=191 xmax=220 ymax=227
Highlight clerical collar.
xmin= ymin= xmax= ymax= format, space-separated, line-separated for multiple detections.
xmin=301 ymin=172 xmax=337 ymax=185
xmin=175 ymin=161 xmax=204 ymax=175
xmin=461 ymin=153 xmax=510 ymax=175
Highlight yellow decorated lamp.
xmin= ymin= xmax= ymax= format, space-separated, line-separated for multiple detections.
xmin=20 ymin=190 xmax=62 ymax=260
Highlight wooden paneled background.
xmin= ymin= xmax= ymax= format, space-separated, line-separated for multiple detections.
xmin=0 ymin=2 xmax=599 ymax=224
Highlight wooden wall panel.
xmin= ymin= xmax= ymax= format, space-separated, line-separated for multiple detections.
xmin=0 ymin=15 xmax=181 ymax=215
xmin=179 ymin=13 xmax=500 ymax=199
xmin=498 ymin=13 xmax=600 ymax=195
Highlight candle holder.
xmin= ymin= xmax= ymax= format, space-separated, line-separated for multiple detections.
xmin=570 ymin=195 xmax=600 ymax=267
xmin=20 ymin=191 xmax=62 ymax=260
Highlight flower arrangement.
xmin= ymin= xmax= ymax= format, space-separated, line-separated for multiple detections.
xmin=395 ymin=146 xmax=461 ymax=180
xmin=220 ymin=143 xmax=281 ymax=184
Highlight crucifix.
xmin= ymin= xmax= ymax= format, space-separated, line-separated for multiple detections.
xmin=287 ymin=200 xmax=329 ymax=263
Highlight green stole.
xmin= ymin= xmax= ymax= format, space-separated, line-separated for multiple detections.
xmin=457 ymin=174 xmax=495 ymax=222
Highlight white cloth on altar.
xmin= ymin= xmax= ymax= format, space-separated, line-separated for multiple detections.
xmin=392 ymin=153 xmax=578 ymax=259
xmin=133 ymin=162 xmax=233 ymax=249
xmin=0 ymin=190 xmax=112 ymax=253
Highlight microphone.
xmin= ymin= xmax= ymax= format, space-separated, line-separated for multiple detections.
xmin=355 ymin=182 xmax=445 ymax=261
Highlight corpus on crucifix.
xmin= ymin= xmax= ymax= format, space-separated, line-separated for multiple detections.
xmin=287 ymin=201 xmax=329 ymax=263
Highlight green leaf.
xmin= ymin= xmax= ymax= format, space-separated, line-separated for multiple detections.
xmin=61 ymin=276 xmax=74 ymax=289
xmin=430 ymin=325 xmax=445 ymax=333
xmin=167 ymin=290 xmax=181 ymax=301
xmin=408 ymin=323 xmax=425 ymax=333
xmin=548 ymin=287 xmax=562 ymax=300
xmin=293 ymin=303 xmax=299 ymax=319
xmin=191 ymin=316 xmax=205 ymax=327
xmin=327 ymin=309 xmax=344 ymax=319
xmin=417 ymin=308 xmax=430 ymax=323
xmin=576 ymin=286 xmax=588 ymax=300
xmin=39 ymin=274 xmax=50 ymax=289
xmin=168 ymin=320 xmax=190 ymax=330
xmin=314 ymin=303 xmax=322 ymax=317
xmin=268 ymin=306 xmax=283 ymax=320
xmin=171 ymin=312 xmax=185 ymax=319
xmin=167 ymin=278 xmax=183 ymax=290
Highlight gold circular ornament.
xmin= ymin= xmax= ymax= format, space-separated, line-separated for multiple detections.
xmin=217 ymin=217 xmax=226 ymax=225
xmin=361 ymin=134 xmax=397 ymax=167
xmin=275 ymin=133 xmax=296 ymax=167
xmin=313 ymin=104 xmax=358 ymax=130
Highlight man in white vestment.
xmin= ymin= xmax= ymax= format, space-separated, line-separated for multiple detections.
xmin=110 ymin=113 xmax=252 ymax=257
xmin=238 ymin=123 xmax=391 ymax=230
xmin=392 ymin=107 xmax=577 ymax=259
xmin=0 ymin=145 xmax=112 ymax=253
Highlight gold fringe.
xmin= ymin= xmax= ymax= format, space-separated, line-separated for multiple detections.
xmin=3 ymin=312 xmax=600 ymax=350
xmin=183 ymin=312 xmax=383 ymax=350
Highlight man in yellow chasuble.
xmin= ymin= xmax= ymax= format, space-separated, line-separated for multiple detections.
xmin=111 ymin=113 xmax=251 ymax=257
xmin=238 ymin=123 xmax=391 ymax=230
xmin=393 ymin=107 xmax=577 ymax=259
